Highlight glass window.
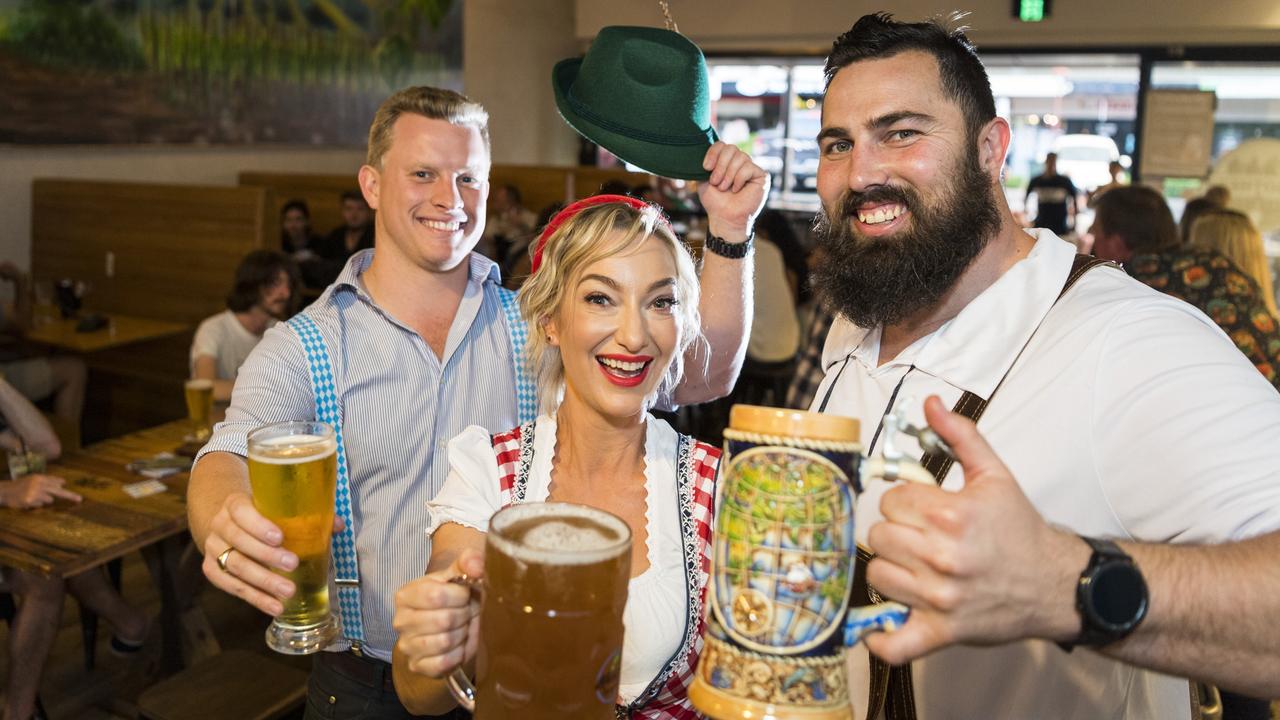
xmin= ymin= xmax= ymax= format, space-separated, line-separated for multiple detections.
xmin=707 ymin=54 xmax=1140 ymax=223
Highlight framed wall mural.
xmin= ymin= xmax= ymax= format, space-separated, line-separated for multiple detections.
xmin=0 ymin=0 xmax=460 ymax=144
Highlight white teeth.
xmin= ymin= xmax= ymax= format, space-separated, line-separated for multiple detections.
xmin=858 ymin=206 xmax=904 ymax=225
xmin=599 ymin=357 xmax=645 ymax=372
xmin=422 ymin=219 xmax=462 ymax=231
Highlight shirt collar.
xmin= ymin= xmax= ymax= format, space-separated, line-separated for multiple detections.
xmin=326 ymin=249 xmax=503 ymax=306
xmin=821 ymin=229 xmax=1077 ymax=398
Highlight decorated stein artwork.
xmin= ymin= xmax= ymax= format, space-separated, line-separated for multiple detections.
xmin=688 ymin=405 xmax=937 ymax=720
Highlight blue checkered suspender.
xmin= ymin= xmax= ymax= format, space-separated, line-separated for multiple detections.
xmin=285 ymin=290 xmax=535 ymax=644
xmin=287 ymin=313 xmax=364 ymax=643
xmin=496 ymin=287 xmax=538 ymax=425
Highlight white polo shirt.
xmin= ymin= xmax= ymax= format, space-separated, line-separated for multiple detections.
xmin=815 ymin=229 xmax=1280 ymax=720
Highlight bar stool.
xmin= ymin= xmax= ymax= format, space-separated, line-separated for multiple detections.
xmin=136 ymin=649 xmax=308 ymax=720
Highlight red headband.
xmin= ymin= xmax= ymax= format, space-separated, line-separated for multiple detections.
xmin=530 ymin=194 xmax=672 ymax=275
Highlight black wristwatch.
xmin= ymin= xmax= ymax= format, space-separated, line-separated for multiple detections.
xmin=704 ymin=231 xmax=754 ymax=259
xmin=1059 ymin=536 xmax=1148 ymax=652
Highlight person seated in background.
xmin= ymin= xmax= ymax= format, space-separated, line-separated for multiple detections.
xmin=392 ymin=196 xmax=722 ymax=718
xmin=314 ymin=191 xmax=375 ymax=287
xmin=1091 ymin=185 xmax=1280 ymax=390
xmin=279 ymin=199 xmax=320 ymax=261
xmin=190 ymin=251 xmax=299 ymax=403
xmin=1178 ymin=196 xmax=1218 ymax=246
xmin=478 ymin=183 xmax=538 ymax=273
xmin=278 ymin=199 xmax=330 ymax=291
xmin=1190 ymin=208 xmax=1279 ymax=318
xmin=0 ymin=376 xmax=148 ymax=720
xmin=0 ymin=262 xmax=85 ymax=444
xmin=1203 ymin=184 xmax=1231 ymax=208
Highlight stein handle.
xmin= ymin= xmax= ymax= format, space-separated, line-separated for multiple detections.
xmin=843 ymin=455 xmax=934 ymax=646
xmin=447 ymin=670 xmax=477 ymax=714
xmin=443 ymin=573 xmax=483 ymax=713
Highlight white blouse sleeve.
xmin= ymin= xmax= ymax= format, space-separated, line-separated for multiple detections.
xmin=426 ymin=425 xmax=504 ymax=536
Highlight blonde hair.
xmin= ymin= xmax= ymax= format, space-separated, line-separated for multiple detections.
xmin=1190 ymin=209 xmax=1278 ymax=317
xmin=518 ymin=202 xmax=703 ymax=413
xmin=366 ymin=86 xmax=490 ymax=168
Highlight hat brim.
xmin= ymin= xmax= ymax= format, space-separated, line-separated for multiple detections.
xmin=553 ymin=58 xmax=715 ymax=182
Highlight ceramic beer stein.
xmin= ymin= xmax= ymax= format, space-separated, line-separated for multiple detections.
xmin=688 ymin=405 xmax=934 ymax=720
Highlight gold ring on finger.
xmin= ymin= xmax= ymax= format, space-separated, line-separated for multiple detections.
xmin=216 ymin=547 xmax=235 ymax=573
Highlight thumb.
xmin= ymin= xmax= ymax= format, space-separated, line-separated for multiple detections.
xmin=922 ymin=395 xmax=1014 ymax=487
xmin=455 ymin=547 xmax=485 ymax=579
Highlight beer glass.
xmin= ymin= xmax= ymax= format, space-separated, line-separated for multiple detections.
xmin=448 ymin=502 xmax=632 ymax=719
xmin=247 ymin=421 xmax=340 ymax=654
xmin=184 ymin=378 xmax=214 ymax=442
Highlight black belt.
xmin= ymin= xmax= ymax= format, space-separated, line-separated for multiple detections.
xmin=317 ymin=650 xmax=396 ymax=692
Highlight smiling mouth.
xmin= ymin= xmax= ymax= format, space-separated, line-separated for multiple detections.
xmin=856 ymin=204 xmax=907 ymax=225
xmin=597 ymin=356 xmax=653 ymax=387
xmin=419 ymin=218 xmax=465 ymax=232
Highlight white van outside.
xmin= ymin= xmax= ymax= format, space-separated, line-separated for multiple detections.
xmin=1050 ymin=134 xmax=1121 ymax=192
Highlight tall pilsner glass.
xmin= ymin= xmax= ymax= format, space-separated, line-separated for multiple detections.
xmin=247 ymin=421 xmax=340 ymax=654
xmin=184 ymin=379 xmax=214 ymax=441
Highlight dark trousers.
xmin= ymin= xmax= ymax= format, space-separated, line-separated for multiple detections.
xmin=303 ymin=651 xmax=468 ymax=720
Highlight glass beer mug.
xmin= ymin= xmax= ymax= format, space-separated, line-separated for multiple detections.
xmin=447 ymin=502 xmax=633 ymax=720
xmin=247 ymin=421 xmax=340 ymax=654
xmin=689 ymin=405 xmax=936 ymax=720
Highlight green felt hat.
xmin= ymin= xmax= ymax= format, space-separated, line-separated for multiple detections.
xmin=553 ymin=26 xmax=719 ymax=181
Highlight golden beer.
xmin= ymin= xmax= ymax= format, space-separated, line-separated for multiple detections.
xmin=247 ymin=421 xmax=339 ymax=654
xmin=449 ymin=502 xmax=632 ymax=719
xmin=184 ymin=379 xmax=214 ymax=441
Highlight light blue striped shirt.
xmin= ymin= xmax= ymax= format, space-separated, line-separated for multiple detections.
xmin=197 ymin=249 xmax=518 ymax=661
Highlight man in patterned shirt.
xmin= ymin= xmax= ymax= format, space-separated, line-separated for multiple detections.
xmin=1091 ymin=185 xmax=1280 ymax=391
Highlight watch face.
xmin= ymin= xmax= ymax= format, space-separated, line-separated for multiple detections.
xmin=1090 ymin=562 xmax=1148 ymax=630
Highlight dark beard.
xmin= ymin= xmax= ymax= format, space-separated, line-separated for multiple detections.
xmin=810 ymin=151 xmax=1001 ymax=329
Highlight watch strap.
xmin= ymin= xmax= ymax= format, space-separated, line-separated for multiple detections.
xmin=704 ymin=231 xmax=753 ymax=259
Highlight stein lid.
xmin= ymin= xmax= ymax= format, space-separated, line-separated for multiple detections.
xmin=728 ymin=405 xmax=860 ymax=442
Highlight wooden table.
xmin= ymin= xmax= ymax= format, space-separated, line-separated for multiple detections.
xmin=24 ymin=315 xmax=189 ymax=353
xmin=0 ymin=420 xmax=191 ymax=577
xmin=0 ymin=420 xmax=196 ymax=672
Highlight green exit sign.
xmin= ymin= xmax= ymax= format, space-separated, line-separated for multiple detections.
xmin=1013 ymin=0 xmax=1051 ymax=21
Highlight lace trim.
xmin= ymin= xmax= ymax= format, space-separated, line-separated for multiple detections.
xmin=629 ymin=433 xmax=703 ymax=709
xmin=512 ymin=420 xmax=536 ymax=504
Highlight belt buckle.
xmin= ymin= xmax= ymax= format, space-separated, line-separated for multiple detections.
xmin=349 ymin=642 xmax=363 ymax=658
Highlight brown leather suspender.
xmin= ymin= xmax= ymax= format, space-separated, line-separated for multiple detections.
xmin=862 ymin=253 xmax=1117 ymax=720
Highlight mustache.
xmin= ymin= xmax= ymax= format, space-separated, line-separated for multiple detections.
xmin=815 ymin=184 xmax=918 ymax=242
xmin=819 ymin=183 xmax=921 ymax=230
xmin=833 ymin=185 xmax=916 ymax=221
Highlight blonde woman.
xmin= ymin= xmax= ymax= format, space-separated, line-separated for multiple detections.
xmin=1190 ymin=209 xmax=1279 ymax=317
xmin=393 ymin=195 xmax=748 ymax=718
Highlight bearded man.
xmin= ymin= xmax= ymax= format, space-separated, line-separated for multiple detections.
xmin=810 ymin=13 xmax=1280 ymax=720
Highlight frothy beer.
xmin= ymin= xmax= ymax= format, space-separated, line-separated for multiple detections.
xmin=248 ymin=432 xmax=338 ymax=629
xmin=471 ymin=503 xmax=631 ymax=720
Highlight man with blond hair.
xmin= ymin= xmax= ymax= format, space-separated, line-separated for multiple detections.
xmin=186 ymin=86 xmax=767 ymax=717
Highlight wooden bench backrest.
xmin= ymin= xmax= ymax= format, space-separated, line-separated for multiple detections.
xmin=31 ymin=179 xmax=266 ymax=325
